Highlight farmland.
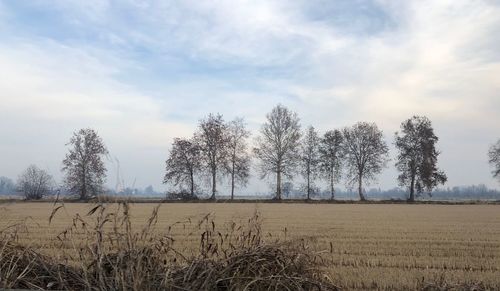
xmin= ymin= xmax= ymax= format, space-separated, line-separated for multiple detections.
xmin=1 ymin=202 xmax=500 ymax=290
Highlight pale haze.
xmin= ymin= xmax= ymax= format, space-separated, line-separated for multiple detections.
xmin=0 ymin=1 xmax=499 ymax=193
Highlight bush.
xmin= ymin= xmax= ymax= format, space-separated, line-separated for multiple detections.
xmin=166 ymin=190 xmax=199 ymax=200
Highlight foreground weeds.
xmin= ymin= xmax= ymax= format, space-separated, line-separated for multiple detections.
xmin=0 ymin=202 xmax=338 ymax=290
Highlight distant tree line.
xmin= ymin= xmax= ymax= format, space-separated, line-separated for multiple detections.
xmin=0 ymin=176 xmax=16 ymax=195
xmin=3 ymin=104 xmax=500 ymax=202
xmin=299 ymin=185 xmax=500 ymax=201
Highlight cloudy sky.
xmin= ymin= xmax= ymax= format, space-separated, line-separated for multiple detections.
xmin=0 ymin=0 xmax=499 ymax=193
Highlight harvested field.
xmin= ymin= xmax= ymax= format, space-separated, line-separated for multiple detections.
xmin=1 ymin=202 xmax=500 ymax=290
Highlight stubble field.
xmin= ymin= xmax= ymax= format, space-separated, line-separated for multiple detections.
xmin=1 ymin=202 xmax=499 ymax=290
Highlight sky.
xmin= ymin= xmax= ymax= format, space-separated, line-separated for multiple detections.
xmin=0 ymin=0 xmax=499 ymax=194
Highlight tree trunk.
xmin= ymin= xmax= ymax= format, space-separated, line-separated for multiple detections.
xmin=408 ymin=174 xmax=415 ymax=202
xmin=82 ymin=185 xmax=87 ymax=200
xmin=35 ymin=177 xmax=42 ymax=200
xmin=231 ymin=160 xmax=235 ymax=200
xmin=82 ymin=167 xmax=87 ymax=200
xmin=330 ymin=175 xmax=335 ymax=200
xmin=306 ymin=170 xmax=310 ymax=200
xmin=276 ymin=170 xmax=282 ymax=200
xmin=210 ymin=167 xmax=216 ymax=200
xmin=358 ymin=174 xmax=365 ymax=201
xmin=190 ymin=170 xmax=194 ymax=197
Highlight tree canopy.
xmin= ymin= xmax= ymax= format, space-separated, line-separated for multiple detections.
xmin=342 ymin=122 xmax=389 ymax=201
xmin=254 ymin=104 xmax=301 ymax=200
xmin=62 ymin=128 xmax=108 ymax=200
xmin=395 ymin=116 xmax=447 ymax=201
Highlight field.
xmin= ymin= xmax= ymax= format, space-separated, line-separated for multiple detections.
xmin=1 ymin=202 xmax=500 ymax=290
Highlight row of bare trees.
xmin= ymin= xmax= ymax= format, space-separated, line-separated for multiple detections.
xmin=164 ymin=115 xmax=251 ymax=199
xmin=13 ymin=105 xmax=500 ymax=201
xmin=163 ymin=104 xmax=451 ymax=202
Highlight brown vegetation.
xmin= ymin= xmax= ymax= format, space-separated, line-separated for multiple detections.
xmin=0 ymin=202 xmax=337 ymax=290
xmin=1 ymin=203 xmax=499 ymax=290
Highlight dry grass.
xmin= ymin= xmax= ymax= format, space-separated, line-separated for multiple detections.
xmin=1 ymin=203 xmax=499 ymax=290
xmin=0 ymin=202 xmax=337 ymax=290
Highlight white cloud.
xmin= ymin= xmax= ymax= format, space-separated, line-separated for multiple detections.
xmin=0 ymin=40 xmax=191 ymax=189
xmin=0 ymin=0 xmax=499 ymax=191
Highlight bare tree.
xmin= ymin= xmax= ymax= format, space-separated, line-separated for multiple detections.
xmin=62 ymin=128 xmax=109 ymax=200
xmin=227 ymin=118 xmax=251 ymax=199
xmin=489 ymin=139 xmax=500 ymax=183
xmin=196 ymin=113 xmax=230 ymax=200
xmin=300 ymin=126 xmax=320 ymax=200
xmin=17 ymin=165 xmax=53 ymax=200
xmin=395 ymin=116 xmax=447 ymax=201
xmin=253 ymin=104 xmax=301 ymax=200
xmin=319 ymin=129 xmax=344 ymax=200
xmin=342 ymin=122 xmax=389 ymax=201
xmin=164 ymin=137 xmax=201 ymax=198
